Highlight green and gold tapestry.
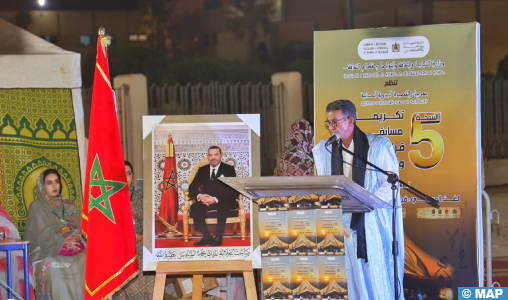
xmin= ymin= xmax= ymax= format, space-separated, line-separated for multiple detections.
xmin=0 ymin=89 xmax=82 ymax=237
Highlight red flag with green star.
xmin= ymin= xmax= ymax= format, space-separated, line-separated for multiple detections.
xmin=82 ymin=31 xmax=138 ymax=299
xmin=158 ymin=133 xmax=179 ymax=232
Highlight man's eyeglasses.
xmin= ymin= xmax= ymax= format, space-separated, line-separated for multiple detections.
xmin=325 ymin=117 xmax=349 ymax=129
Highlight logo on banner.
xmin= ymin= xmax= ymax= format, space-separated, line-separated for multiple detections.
xmin=357 ymin=36 xmax=430 ymax=60
xmin=459 ymin=287 xmax=508 ymax=299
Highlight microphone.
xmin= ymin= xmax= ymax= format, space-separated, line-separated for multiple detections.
xmin=425 ymin=195 xmax=440 ymax=207
xmin=325 ymin=133 xmax=340 ymax=146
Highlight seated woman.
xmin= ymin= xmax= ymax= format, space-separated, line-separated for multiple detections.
xmin=274 ymin=119 xmax=314 ymax=176
xmin=25 ymin=169 xmax=86 ymax=300
xmin=114 ymin=161 xmax=155 ymax=299
xmin=0 ymin=205 xmax=35 ymax=299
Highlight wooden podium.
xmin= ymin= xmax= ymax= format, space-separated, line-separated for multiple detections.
xmin=220 ymin=175 xmax=391 ymax=213
xmin=152 ymin=260 xmax=257 ymax=300
xmin=152 ymin=175 xmax=391 ymax=300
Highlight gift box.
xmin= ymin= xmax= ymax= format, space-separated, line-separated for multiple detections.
xmin=164 ymin=294 xmax=215 ymax=300
xmin=165 ymin=276 xmax=219 ymax=299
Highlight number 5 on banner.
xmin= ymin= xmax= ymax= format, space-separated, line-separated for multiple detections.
xmin=409 ymin=112 xmax=444 ymax=169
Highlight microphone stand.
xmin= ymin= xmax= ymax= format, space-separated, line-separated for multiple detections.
xmin=328 ymin=143 xmax=438 ymax=300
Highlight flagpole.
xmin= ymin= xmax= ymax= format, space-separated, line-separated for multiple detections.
xmin=83 ymin=26 xmax=138 ymax=300
xmin=159 ymin=132 xmax=183 ymax=238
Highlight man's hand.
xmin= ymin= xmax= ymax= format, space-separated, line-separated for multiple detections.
xmin=199 ymin=194 xmax=215 ymax=206
xmin=202 ymin=196 xmax=214 ymax=206
xmin=209 ymin=197 xmax=218 ymax=205
xmin=198 ymin=193 xmax=210 ymax=204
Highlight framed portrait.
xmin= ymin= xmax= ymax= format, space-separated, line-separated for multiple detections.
xmin=142 ymin=115 xmax=260 ymax=270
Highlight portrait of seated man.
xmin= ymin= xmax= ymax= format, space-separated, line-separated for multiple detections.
xmin=189 ymin=146 xmax=239 ymax=246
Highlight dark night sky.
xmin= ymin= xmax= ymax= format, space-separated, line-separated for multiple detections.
xmin=0 ymin=0 xmax=141 ymax=10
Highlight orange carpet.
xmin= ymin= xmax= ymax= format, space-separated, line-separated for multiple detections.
xmin=485 ymin=257 xmax=508 ymax=287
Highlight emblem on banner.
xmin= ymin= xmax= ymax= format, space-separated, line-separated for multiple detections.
xmin=392 ymin=42 xmax=400 ymax=52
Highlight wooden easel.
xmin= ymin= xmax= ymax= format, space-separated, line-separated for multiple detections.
xmin=152 ymin=260 xmax=258 ymax=300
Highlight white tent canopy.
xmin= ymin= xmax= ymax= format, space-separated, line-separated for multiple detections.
xmin=0 ymin=17 xmax=86 ymax=187
xmin=0 ymin=17 xmax=81 ymax=88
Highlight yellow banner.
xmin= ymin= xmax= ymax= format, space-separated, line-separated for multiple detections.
xmin=315 ymin=23 xmax=480 ymax=293
xmin=0 ymin=89 xmax=82 ymax=236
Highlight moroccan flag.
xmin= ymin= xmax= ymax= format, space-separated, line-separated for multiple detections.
xmin=82 ymin=33 xmax=138 ymax=299
xmin=158 ymin=134 xmax=180 ymax=234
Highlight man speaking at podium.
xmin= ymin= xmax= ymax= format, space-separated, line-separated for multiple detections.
xmin=313 ymin=100 xmax=404 ymax=300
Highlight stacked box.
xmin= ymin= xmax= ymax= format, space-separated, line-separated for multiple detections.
xmin=258 ymin=194 xmax=348 ymax=299
xmin=262 ymin=257 xmax=292 ymax=300
xmin=318 ymin=256 xmax=348 ymax=299
xmin=291 ymin=256 xmax=321 ymax=299
xmin=287 ymin=209 xmax=317 ymax=255
xmin=319 ymin=194 xmax=342 ymax=209
xmin=315 ymin=209 xmax=345 ymax=255
xmin=259 ymin=211 xmax=289 ymax=256
xmin=288 ymin=195 xmax=320 ymax=210
xmin=258 ymin=196 xmax=288 ymax=211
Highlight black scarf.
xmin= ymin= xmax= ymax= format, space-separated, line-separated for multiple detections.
xmin=331 ymin=125 xmax=369 ymax=261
